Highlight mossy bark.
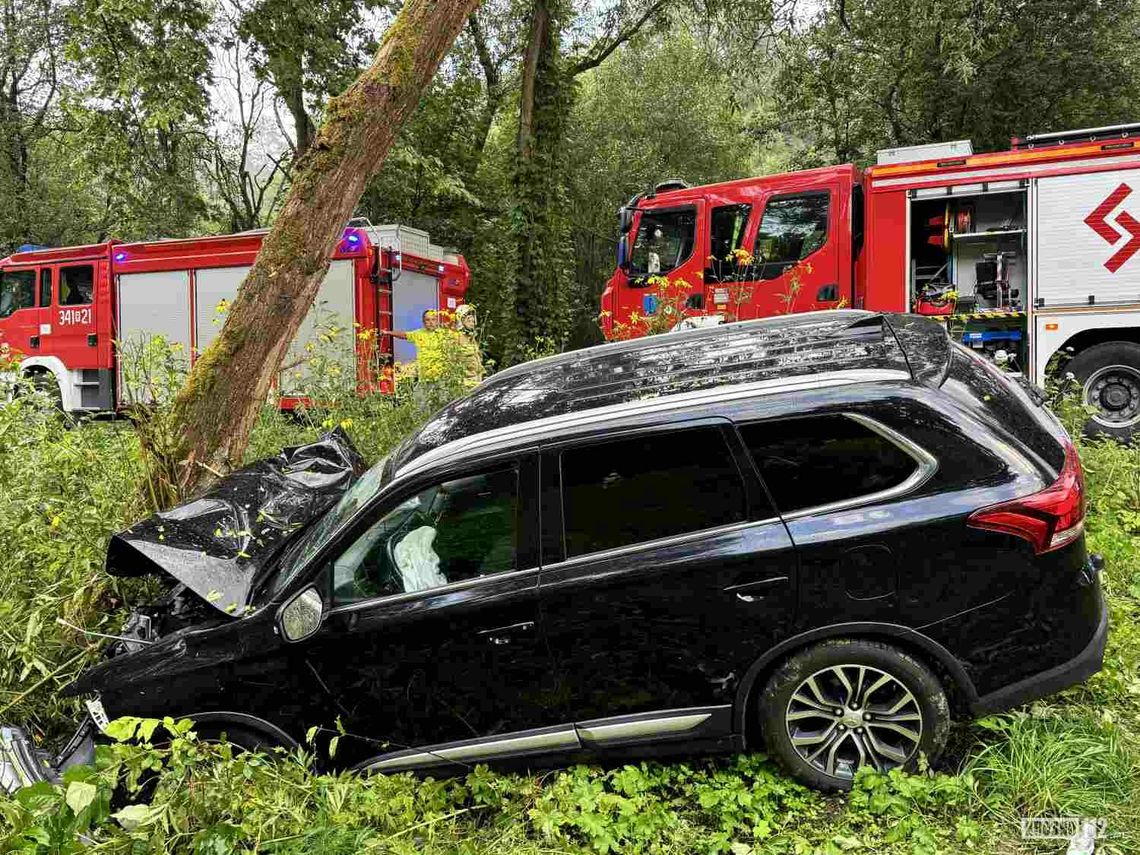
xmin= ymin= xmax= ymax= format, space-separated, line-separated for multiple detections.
xmin=164 ymin=0 xmax=483 ymax=500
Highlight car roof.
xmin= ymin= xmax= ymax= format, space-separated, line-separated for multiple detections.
xmin=392 ymin=311 xmax=944 ymax=475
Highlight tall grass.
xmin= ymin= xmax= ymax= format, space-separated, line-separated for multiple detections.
xmin=0 ymin=365 xmax=1138 ymax=852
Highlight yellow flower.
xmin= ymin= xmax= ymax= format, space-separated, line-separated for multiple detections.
xmin=321 ymin=418 xmax=334 ymax=429
xmin=340 ymin=418 xmax=354 ymax=429
xmin=50 ymin=515 xmax=61 ymax=529
xmin=215 ymin=298 xmax=229 ymax=314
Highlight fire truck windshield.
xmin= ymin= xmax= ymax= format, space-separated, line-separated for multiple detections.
xmin=629 ymin=207 xmax=696 ymax=279
xmin=0 ymin=269 xmax=36 ymax=318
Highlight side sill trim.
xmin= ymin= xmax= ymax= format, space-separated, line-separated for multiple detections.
xmin=358 ymin=706 xmax=732 ymax=774
xmin=576 ymin=706 xmax=727 ymax=746
xmin=361 ymin=725 xmax=580 ymax=773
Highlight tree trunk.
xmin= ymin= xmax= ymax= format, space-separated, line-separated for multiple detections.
xmin=516 ymin=0 xmax=550 ymax=161
xmin=282 ymin=79 xmax=316 ymax=156
xmin=165 ymin=0 xmax=483 ymax=499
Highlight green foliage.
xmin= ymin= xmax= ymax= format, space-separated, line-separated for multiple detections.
xmin=774 ymin=0 xmax=1140 ymax=166
xmin=4 ymin=370 xmax=1140 ymax=852
xmin=62 ymin=0 xmax=214 ymax=238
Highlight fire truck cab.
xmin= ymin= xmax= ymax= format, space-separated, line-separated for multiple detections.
xmin=604 ymin=122 xmax=1140 ymax=438
xmin=0 ymin=225 xmax=469 ymax=413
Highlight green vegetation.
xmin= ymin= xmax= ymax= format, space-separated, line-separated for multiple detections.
xmin=0 ymin=366 xmax=1138 ymax=853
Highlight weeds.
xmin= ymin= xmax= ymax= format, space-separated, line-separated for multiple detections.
xmin=1 ymin=361 xmax=1139 ymax=853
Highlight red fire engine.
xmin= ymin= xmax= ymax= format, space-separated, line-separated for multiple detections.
xmin=604 ymin=122 xmax=1140 ymax=438
xmin=0 ymin=224 xmax=469 ymax=412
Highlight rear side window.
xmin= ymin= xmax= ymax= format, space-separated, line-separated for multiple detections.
xmin=753 ymin=193 xmax=829 ymax=280
xmin=739 ymin=415 xmax=921 ymax=514
xmin=560 ymin=427 xmax=746 ymax=558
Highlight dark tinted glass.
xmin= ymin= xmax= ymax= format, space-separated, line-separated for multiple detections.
xmin=39 ymin=269 xmax=52 ymax=307
xmin=332 ymin=467 xmax=518 ymax=604
xmin=59 ymin=265 xmax=94 ymax=306
xmin=561 ymin=427 xmax=746 ymax=558
xmin=740 ymin=415 xmax=918 ymax=514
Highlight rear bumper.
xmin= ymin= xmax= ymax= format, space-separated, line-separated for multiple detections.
xmin=970 ymin=590 xmax=1108 ymax=715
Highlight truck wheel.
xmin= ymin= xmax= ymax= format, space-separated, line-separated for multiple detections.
xmin=757 ymin=640 xmax=950 ymax=791
xmin=1067 ymin=342 xmax=1140 ymax=441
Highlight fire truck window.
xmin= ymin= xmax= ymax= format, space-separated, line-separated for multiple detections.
xmin=709 ymin=205 xmax=753 ymax=281
xmin=739 ymin=415 xmax=920 ymax=515
xmin=59 ymin=265 xmax=94 ymax=306
xmin=39 ymin=269 xmax=52 ymax=307
xmin=560 ymin=427 xmax=748 ymax=558
xmin=0 ymin=270 xmax=36 ymax=318
xmin=753 ymin=193 xmax=829 ymax=281
xmin=629 ymin=208 xmax=696 ymax=280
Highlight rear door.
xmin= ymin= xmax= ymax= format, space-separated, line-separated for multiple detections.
xmin=736 ymin=412 xmax=938 ymax=624
xmin=706 ymin=183 xmax=845 ymax=320
xmin=536 ymin=422 xmax=798 ymax=744
xmin=54 ymin=263 xmax=99 ymax=367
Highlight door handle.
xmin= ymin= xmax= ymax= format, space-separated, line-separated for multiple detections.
xmin=724 ymin=576 xmax=789 ymax=603
xmin=476 ymin=621 xmax=535 ymax=646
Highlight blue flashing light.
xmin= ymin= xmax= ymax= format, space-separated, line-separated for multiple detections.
xmin=345 ymin=232 xmax=361 ymax=246
xmin=113 ymin=251 xmax=127 ymax=262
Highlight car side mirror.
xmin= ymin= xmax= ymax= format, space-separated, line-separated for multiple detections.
xmin=279 ymin=587 xmax=324 ymax=642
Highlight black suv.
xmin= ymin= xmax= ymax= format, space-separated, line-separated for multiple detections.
xmin=1 ymin=311 xmax=1107 ymax=790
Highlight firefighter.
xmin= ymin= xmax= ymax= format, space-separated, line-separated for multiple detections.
xmin=454 ymin=304 xmax=485 ymax=388
xmin=390 ymin=309 xmax=453 ymax=382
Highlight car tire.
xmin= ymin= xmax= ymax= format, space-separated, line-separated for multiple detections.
xmin=1066 ymin=341 xmax=1140 ymax=442
xmin=757 ymin=640 xmax=950 ymax=791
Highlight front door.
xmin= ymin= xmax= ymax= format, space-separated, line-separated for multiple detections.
xmin=537 ymin=422 xmax=798 ymax=736
xmin=294 ymin=454 xmax=560 ymax=767
xmin=0 ymin=266 xmax=41 ymax=359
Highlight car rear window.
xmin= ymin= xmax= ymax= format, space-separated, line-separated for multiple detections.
xmin=560 ymin=427 xmax=746 ymax=558
xmin=739 ymin=415 xmax=921 ymax=515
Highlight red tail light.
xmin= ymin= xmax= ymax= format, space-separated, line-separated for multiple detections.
xmin=967 ymin=443 xmax=1085 ymax=554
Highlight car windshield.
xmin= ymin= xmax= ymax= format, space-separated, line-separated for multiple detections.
xmin=263 ymin=454 xmax=392 ymax=600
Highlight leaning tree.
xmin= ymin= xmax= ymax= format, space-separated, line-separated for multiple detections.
xmin=160 ymin=0 xmax=483 ymax=499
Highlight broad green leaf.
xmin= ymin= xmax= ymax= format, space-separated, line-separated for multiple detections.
xmin=65 ymin=780 xmax=98 ymax=815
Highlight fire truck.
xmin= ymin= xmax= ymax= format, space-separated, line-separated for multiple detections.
xmin=604 ymin=121 xmax=1140 ymax=438
xmin=0 ymin=223 xmax=469 ymax=412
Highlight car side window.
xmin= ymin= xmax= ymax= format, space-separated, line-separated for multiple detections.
xmin=560 ymin=427 xmax=746 ymax=559
xmin=331 ymin=466 xmax=519 ymax=605
xmin=738 ymin=415 xmax=920 ymax=515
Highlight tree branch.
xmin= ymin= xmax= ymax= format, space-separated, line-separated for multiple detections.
xmin=570 ymin=0 xmax=667 ymax=77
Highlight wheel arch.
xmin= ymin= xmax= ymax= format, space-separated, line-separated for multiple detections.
xmin=733 ymin=622 xmax=979 ymax=745
xmin=1040 ymin=325 xmax=1140 ymax=380
xmin=179 ymin=710 xmax=300 ymax=750
xmin=16 ymin=356 xmax=79 ymax=410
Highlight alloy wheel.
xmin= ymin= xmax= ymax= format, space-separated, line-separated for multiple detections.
xmin=784 ymin=664 xmax=923 ymax=779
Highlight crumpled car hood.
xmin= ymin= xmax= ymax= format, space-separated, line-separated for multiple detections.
xmin=105 ymin=428 xmax=366 ymax=615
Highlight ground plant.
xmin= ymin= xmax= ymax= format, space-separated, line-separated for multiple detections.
xmin=0 ymin=357 xmax=1138 ymax=854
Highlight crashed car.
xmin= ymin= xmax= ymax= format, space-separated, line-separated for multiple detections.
xmin=1 ymin=311 xmax=1108 ymax=791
